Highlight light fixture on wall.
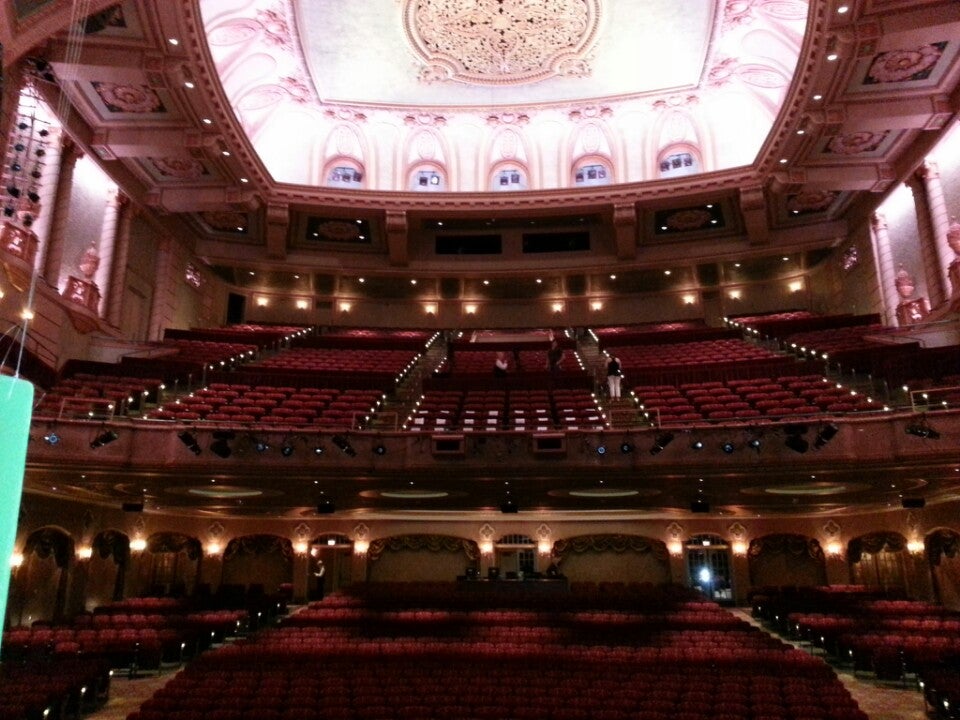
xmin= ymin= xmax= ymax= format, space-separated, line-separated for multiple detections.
xmin=424 ymin=302 xmax=437 ymax=315
xmin=90 ymin=429 xmax=118 ymax=449
xmin=590 ymin=300 xmax=603 ymax=311
xmin=464 ymin=303 xmax=477 ymax=315
xmin=551 ymin=302 xmax=564 ymax=313
xmin=338 ymin=301 xmax=352 ymax=313
xmin=178 ymin=430 xmax=202 ymax=455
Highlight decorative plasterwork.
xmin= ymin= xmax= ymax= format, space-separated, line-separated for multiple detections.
xmin=403 ymin=0 xmax=601 ymax=85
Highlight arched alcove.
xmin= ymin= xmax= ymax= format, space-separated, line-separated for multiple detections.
xmin=88 ymin=529 xmax=130 ymax=607
xmin=15 ymin=526 xmax=74 ymax=625
xmin=551 ymin=534 xmax=671 ymax=585
xmin=748 ymin=534 xmax=826 ymax=588
xmin=366 ymin=534 xmax=479 ymax=582
xmin=138 ymin=532 xmax=201 ymax=598
xmin=927 ymin=528 xmax=960 ymax=609
xmin=848 ymin=531 xmax=909 ymax=594
xmin=222 ymin=534 xmax=294 ymax=599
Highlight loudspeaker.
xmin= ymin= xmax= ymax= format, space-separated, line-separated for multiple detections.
xmin=690 ymin=500 xmax=710 ymax=513
xmin=122 ymin=502 xmax=144 ymax=512
xmin=500 ymin=500 xmax=519 ymax=514
xmin=901 ymin=498 xmax=925 ymax=509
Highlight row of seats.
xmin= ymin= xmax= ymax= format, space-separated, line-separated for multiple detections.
xmin=34 ymin=373 xmax=163 ymax=418
xmin=438 ymin=349 xmax=583 ymax=375
xmin=633 ymin=374 xmax=879 ymax=423
xmin=249 ymin=348 xmax=420 ymax=375
xmin=609 ymin=339 xmax=786 ymax=371
xmin=0 ymin=657 xmax=110 ymax=720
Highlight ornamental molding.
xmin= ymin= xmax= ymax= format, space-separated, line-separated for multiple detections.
xmin=403 ymin=0 xmax=602 ymax=86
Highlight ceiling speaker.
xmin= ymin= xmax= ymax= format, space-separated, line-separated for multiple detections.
xmin=901 ymin=498 xmax=925 ymax=509
xmin=122 ymin=502 xmax=144 ymax=512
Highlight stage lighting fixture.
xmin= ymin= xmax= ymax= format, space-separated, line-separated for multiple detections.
xmin=43 ymin=432 xmax=60 ymax=445
xmin=500 ymin=499 xmax=519 ymax=513
xmin=210 ymin=431 xmax=235 ymax=458
xmin=720 ymin=441 xmax=735 ymax=454
xmin=281 ymin=441 xmax=295 ymax=457
xmin=251 ymin=436 xmax=270 ymax=453
xmin=649 ymin=433 xmax=674 ymax=455
xmin=905 ymin=421 xmax=940 ymax=440
xmin=748 ymin=437 xmax=762 ymax=451
xmin=373 ymin=442 xmax=387 ymax=456
xmin=690 ymin=439 xmax=704 ymax=450
xmin=596 ymin=444 xmax=607 ymax=456
xmin=785 ymin=434 xmax=809 ymax=454
xmin=313 ymin=445 xmax=325 ymax=456
xmin=332 ymin=434 xmax=356 ymax=456
xmin=619 ymin=441 xmax=634 ymax=454
xmin=814 ymin=423 xmax=839 ymax=449
xmin=90 ymin=430 xmax=118 ymax=449
xmin=177 ymin=430 xmax=202 ymax=455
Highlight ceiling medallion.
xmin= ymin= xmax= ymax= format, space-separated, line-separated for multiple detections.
xmin=404 ymin=0 xmax=601 ymax=86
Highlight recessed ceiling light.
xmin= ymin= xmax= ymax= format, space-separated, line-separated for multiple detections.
xmin=826 ymin=53 xmax=838 ymax=62
xmin=664 ymin=270 xmax=671 ymax=276
xmin=221 ymin=150 xmax=230 ymax=156
xmin=202 ymin=118 xmax=212 ymax=125
xmin=358 ymin=277 xmax=365 ymax=283
xmin=609 ymin=274 xmax=616 ymax=280
xmin=248 ymin=271 xmax=255 ymax=276
xmin=356 ymin=219 xmax=363 ymax=224
xmin=168 ymin=38 xmax=180 ymax=46
xmin=410 ymin=279 xmax=417 ymax=285
xmin=535 ymin=278 xmax=542 ymax=284
xmin=734 ymin=262 xmax=741 ymax=268
xmin=184 ymin=81 xmax=195 ymax=89
xmin=483 ymin=279 xmax=490 ymax=285
xmin=779 ymin=158 xmax=788 ymax=164
xmin=812 ymin=94 xmax=823 ymax=101
xmin=782 ymin=256 xmax=790 ymax=261
xmin=837 ymin=5 xmax=848 ymax=13
xmin=796 ymin=129 xmax=805 ymax=135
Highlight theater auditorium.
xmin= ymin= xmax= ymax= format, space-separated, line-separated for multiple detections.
xmin=2 ymin=1 xmax=960 ymax=719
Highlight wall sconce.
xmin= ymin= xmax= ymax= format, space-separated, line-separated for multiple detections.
xmin=21 ymin=307 xmax=35 ymax=320
xmin=590 ymin=300 xmax=603 ymax=311
xmin=728 ymin=290 xmax=741 ymax=300
xmin=129 ymin=538 xmax=146 ymax=553
xmin=205 ymin=542 xmax=222 ymax=556
xmin=76 ymin=546 xmax=93 ymax=560
xmin=294 ymin=541 xmax=309 ymax=555
xmin=339 ymin=301 xmax=352 ymax=313
xmin=353 ymin=540 xmax=369 ymax=555
xmin=10 ymin=552 xmax=24 ymax=569
xmin=788 ymin=280 xmax=804 ymax=293
xmin=731 ymin=541 xmax=748 ymax=556
xmin=295 ymin=299 xmax=309 ymax=310
xmin=479 ymin=541 xmax=494 ymax=555
xmin=682 ymin=294 xmax=697 ymax=305
xmin=463 ymin=303 xmax=477 ymax=315
xmin=537 ymin=541 xmax=552 ymax=555
xmin=551 ymin=302 xmax=564 ymax=313
xmin=668 ymin=541 xmax=683 ymax=556
xmin=424 ymin=303 xmax=437 ymax=315
xmin=825 ymin=541 xmax=843 ymax=557
xmin=255 ymin=297 xmax=269 ymax=307
xmin=907 ymin=539 xmax=925 ymax=554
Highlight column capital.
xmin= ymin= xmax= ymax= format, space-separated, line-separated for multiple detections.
xmin=871 ymin=211 xmax=887 ymax=232
xmin=919 ymin=159 xmax=940 ymax=181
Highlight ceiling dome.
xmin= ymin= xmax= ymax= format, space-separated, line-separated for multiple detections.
xmin=200 ymin=0 xmax=809 ymax=190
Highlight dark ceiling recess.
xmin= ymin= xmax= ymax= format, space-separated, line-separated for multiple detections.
xmin=435 ymin=234 xmax=502 ymax=255
xmin=653 ymin=204 xmax=725 ymax=235
xmin=314 ymin=274 xmax=336 ymax=294
xmin=522 ymin=231 xmax=590 ymax=253
xmin=566 ymin=275 xmax=587 ymax=296
xmin=440 ymin=278 xmax=461 ymax=299
xmin=696 ymin=264 xmax=719 ymax=287
xmin=422 ymin=214 xmax=599 ymax=231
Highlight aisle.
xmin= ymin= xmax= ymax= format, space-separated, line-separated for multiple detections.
xmin=730 ymin=608 xmax=928 ymax=720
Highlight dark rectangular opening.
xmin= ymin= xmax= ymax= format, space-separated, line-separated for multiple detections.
xmin=435 ymin=234 xmax=502 ymax=255
xmin=522 ymin=231 xmax=590 ymax=254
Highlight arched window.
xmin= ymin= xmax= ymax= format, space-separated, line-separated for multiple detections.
xmin=491 ymin=167 xmax=527 ymax=191
xmin=658 ymin=148 xmax=700 ymax=178
xmin=410 ymin=167 xmax=446 ymax=191
xmin=573 ymin=161 xmax=611 ymax=187
xmin=326 ymin=161 xmax=364 ymax=188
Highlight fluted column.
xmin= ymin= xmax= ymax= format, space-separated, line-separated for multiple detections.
xmin=106 ymin=193 xmax=134 ymax=328
xmin=906 ymin=174 xmax=946 ymax=308
xmin=918 ymin=161 xmax=954 ymax=300
xmin=870 ymin=212 xmax=898 ymax=326
xmin=147 ymin=236 xmax=173 ymax=341
xmin=41 ymin=137 xmax=83 ymax=289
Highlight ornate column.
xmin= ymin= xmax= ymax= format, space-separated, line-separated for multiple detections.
xmin=906 ymin=173 xmax=946 ymax=308
xmin=106 ymin=193 xmax=134 ymax=328
xmin=918 ymin=161 xmax=955 ymax=299
xmin=41 ymin=137 xmax=83 ymax=289
xmin=869 ymin=212 xmax=898 ymax=326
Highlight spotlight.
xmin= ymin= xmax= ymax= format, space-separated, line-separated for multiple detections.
xmin=281 ymin=441 xmax=295 ymax=457
xmin=690 ymin=439 xmax=704 ymax=450
xmin=210 ymin=431 xmax=235 ymax=458
xmin=332 ymin=434 xmax=356 ymax=456
xmin=906 ymin=421 xmax=940 ymax=440
xmin=619 ymin=441 xmax=634 ymax=454
xmin=720 ymin=441 xmax=735 ymax=454
xmin=313 ymin=445 xmax=325 ymax=456
xmin=250 ymin=436 xmax=270 ymax=453
xmin=814 ymin=423 xmax=839 ymax=449
xmin=43 ymin=432 xmax=60 ymax=445
xmin=596 ymin=444 xmax=607 ymax=456
xmin=373 ymin=442 xmax=387 ymax=456
xmin=178 ymin=430 xmax=202 ymax=455
xmin=748 ymin=437 xmax=762 ymax=451
xmin=90 ymin=430 xmax=118 ymax=449
xmin=650 ymin=433 xmax=674 ymax=455
xmin=500 ymin=500 xmax=519 ymax=513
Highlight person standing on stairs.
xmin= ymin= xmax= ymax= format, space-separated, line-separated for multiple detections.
xmin=606 ymin=356 xmax=622 ymax=399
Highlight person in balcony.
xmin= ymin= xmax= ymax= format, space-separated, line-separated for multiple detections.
xmin=606 ymin=356 xmax=622 ymax=399
xmin=493 ymin=352 xmax=509 ymax=377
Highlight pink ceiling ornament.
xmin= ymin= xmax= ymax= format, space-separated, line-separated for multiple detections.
xmin=826 ymin=130 xmax=888 ymax=156
xmin=403 ymin=0 xmax=602 ymax=85
xmin=866 ymin=43 xmax=945 ymax=85
xmin=150 ymin=157 xmax=207 ymax=180
xmin=91 ymin=82 xmax=164 ymax=114
xmin=786 ymin=190 xmax=837 ymax=214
